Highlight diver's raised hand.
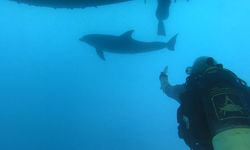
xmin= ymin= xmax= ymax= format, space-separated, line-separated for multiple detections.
xmin=160 ymin=66 xmax=169 ymax=89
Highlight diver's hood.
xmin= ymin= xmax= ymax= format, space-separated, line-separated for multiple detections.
xmin=186 ymin=56 xmax=219 ymax=75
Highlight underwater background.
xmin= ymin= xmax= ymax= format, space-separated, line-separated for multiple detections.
xmin=0 ymin=0 xmax=250 ymax=149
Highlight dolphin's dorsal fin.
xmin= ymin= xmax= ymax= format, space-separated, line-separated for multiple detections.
xmin=120 ymin=30 xmax=134 ymax=39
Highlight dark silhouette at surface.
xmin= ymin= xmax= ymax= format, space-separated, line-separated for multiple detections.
xmin=156 ymin=0 xmax=171 ymax=36
xmin=80 ymin=30 xmax=178 ymax=60
xmin=10 ymin=0 xmax=131 ymax=8
xmin=174 ymin=0 xmax=189 ymax=2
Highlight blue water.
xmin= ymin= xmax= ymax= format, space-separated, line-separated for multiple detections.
xmin=0 ymin=0 xmax=250 ymax=149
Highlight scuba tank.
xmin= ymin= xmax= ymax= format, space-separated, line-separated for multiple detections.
xmin=199 ymin=66 xmax=250 ymax=150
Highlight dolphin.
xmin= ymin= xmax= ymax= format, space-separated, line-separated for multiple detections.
xmin=10 ymin=0 xmax=131 ymax=8
xmin=80 ymin=30 xmax=178 ymax=60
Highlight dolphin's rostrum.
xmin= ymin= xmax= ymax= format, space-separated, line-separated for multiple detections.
xmin=80 ymin=30 xmax=178 ymax=60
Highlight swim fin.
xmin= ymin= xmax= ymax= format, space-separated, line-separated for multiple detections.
xmin=158 ymin=21 xmax=166 ymax=36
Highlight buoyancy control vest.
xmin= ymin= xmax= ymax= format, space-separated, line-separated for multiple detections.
xmin=177 ymin=65 xmax=250 ymax=150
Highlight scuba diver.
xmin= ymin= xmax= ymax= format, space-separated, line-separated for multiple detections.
xmin=156 ymin=0 xmax=171 ymax=36
xmin=156 ymin=0 xmax=189 ymax=36
xmin=159 ymin=56 xmax=250 ymax=150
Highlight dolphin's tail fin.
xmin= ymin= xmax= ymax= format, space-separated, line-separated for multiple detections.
xmin=158 ymin=21 xmax=166 ymax=36
xmin=167 ymin=34 xmax=178 ymax=51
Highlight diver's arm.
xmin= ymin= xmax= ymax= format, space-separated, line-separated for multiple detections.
xmin=160 ymin=72 xmax=185 ymax=103
xmin=162 ymin=83 xmax=185 ymax=103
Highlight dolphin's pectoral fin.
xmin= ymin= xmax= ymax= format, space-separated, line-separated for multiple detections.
xmin=96 ymin=49 xmax=106 ymax=61
xmin=120 ymin=30 xmax=134 ymax=39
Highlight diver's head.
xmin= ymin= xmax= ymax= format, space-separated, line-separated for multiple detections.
xmin=186 ymin=56 xmax=218 ymax=75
